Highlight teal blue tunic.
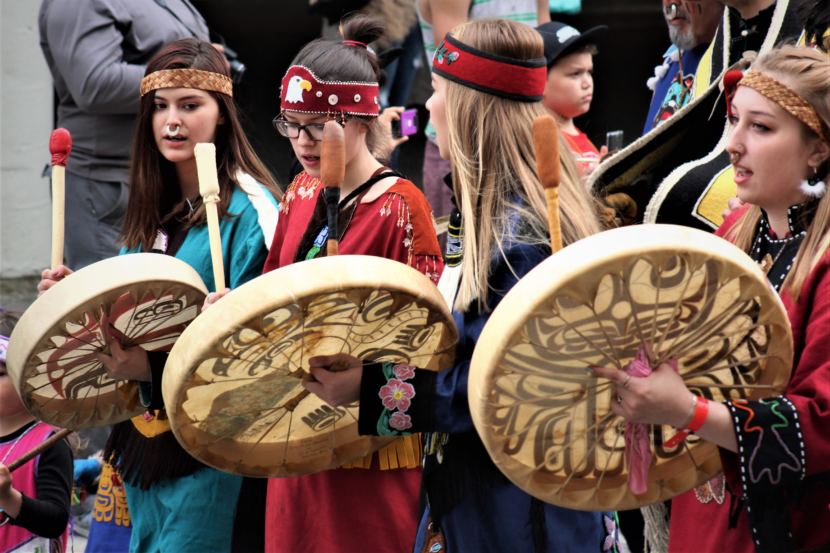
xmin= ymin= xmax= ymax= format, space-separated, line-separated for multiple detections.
xmin=122 ymin=183 xmax=279 ymax=291
xmin=119 ymin=179 xmax=279 ymax=553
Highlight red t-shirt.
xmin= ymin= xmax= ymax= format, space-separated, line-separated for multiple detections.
xmin=563 ymin=128 xmax=600 ymax=175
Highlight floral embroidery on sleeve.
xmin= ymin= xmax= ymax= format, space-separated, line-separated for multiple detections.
xmin=377 ymin=362 xmax=417 ymax=436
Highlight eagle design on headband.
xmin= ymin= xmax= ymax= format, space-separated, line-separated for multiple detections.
xmin=285 ymin=75 xmax=313 ymax=104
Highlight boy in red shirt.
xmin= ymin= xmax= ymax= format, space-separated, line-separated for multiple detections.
xmin=537 ymin=21 xmax=607 ymax=175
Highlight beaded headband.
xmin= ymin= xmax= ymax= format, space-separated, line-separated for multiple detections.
xmin=140 ymin=69 xmax=233 ymax=97
xmin=723 ymin=69 xmax=826 ymax=140
xmin=0 ymin=335 xmax=8 ymax=364
xmin=279 ymin=65 xmax=380 ymax=117
xmin=431 ymin=34 xmax=547 ymax=102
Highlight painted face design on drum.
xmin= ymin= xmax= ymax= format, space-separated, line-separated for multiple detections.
xmin=153 ymin=87 xmax=223 ymax=165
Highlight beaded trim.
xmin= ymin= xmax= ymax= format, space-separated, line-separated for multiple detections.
xmin=0 ymin=334 xmax=8 ymax=364
xmin=750 ymin=218 xmax=804 ymax=291
xmin=279 ymin=65 xmax=380 ymax=117
xmin=727 ymin=397 xmax=805 ymax=550
xmin=140 ymin=69 xmax=233 ymax=97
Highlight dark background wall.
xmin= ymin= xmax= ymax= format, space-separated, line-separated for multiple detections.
xmin=192 ymin=0 xmax=669 ymax=186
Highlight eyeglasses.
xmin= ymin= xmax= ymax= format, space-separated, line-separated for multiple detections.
xmin=272 ymin=116 xmax=345 ymax=141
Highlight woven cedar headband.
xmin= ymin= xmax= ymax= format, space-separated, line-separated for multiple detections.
xmin=280 ymin=65 xmax=380 ymax=116
xmin=140 ymin=69 xmax=233 ymax=97
xmin=723 ymin=69 xmax=827 ymax=140
xmin=431 ymin=34 xmax=547 ymax=102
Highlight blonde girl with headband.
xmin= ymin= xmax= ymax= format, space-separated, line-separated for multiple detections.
xmin=302 ymin=19 xmax=614 ymax=552
xmin=38 ymin=38 xmax=280 ymax=553
xmin=593 ymin=45 xmax=830 ymax=553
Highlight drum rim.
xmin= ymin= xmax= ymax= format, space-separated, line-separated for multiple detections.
xmin=469 ymin=224 xmax=794 ymax=510
xmin=7 ymin=253 xmax=208 ymax=429
xmin=163 ymin=254 xmax=458 ymax=476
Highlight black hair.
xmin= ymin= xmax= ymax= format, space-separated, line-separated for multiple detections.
xmin=0 ymin=310 xmax=20 ymax=337
xmin=797 ymin=0 xmax=830 ymax=52
xmin=291 ymin=13 xmax=384 ymax=83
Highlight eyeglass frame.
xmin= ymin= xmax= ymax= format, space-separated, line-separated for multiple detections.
xmin=272 ymin=111 xmax=347 ymax=141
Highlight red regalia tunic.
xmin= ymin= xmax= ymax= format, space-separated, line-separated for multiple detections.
xmin=263 ymin=171 xmax=444 ymax=553
xmin=669 ymin=205 xmax=830 ymax=552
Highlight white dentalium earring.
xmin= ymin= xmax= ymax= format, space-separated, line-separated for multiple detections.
xmin=800 ymin=167 xmax=827 ymax=199
xmin=164 ymin=124 xmax=181 ymax=138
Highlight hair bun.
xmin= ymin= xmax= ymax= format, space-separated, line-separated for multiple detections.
xmin=340 ymin=13 xmax=384 ymax=48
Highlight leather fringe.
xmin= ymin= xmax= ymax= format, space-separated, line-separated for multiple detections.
xmin=104 ymin=418 xmax=204 ymax=490
xmin=642 ymin=502 xmax=670 ymax=553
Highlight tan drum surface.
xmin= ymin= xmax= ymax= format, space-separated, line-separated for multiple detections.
xmin=163 ymin=255 xmax=458 ymax=477
xmin=469 ymin=225 xmax=793 ymax=511
xmin=6 ymin=254 xmax=208 ymax=429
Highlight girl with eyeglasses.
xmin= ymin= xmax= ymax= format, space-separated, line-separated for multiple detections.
xmin=263 ymin=13 xmax=442 ymax=553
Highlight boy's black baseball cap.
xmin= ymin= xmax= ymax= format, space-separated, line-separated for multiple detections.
xmin=536 ymin=21 xmax=608 ymax=68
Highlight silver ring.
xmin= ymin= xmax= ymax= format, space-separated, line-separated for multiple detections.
xmin=164 ymin=124 xmax=181 ymax=138
xmin=622 ymin=374 xmax=631 ymax=389
xmin=615 ymin=394 xmax=622 ymax=405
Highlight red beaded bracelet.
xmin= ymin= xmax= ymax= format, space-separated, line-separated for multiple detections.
xmin=664 ymin=396 xmax=709 ymax=448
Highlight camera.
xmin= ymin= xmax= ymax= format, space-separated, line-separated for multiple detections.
xmin=391 ymin=108 xmax=419 ymax=139
xmin=222 ymin=44 xmax=246 ymax=84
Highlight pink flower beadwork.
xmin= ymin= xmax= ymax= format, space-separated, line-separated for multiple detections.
xmin=389 ymin=411 xmax=413 ymax=431
xmin=392 ymin=364 xmax=416 ymax=381
xmin=379 ymin=379 xmax=415 ymax=411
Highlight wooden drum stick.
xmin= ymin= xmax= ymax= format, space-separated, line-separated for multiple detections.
xmin=7 ymin=428 xmax=72 ymax=473
xmin=532 ymin=115 xmax=564 ymax=254
xmin=320 ymin=121 xmax=345 ymax=257
xmin=194 ymin=143 xmax=226 ymax=291
xmin=49 ymin=129 xmax=72 ymax=269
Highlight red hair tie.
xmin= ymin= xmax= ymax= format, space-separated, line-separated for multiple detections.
xmin=722 ymin=69 xmax=744 ymax=118
xmin=342 ymin=40 xmax=367 ymax=48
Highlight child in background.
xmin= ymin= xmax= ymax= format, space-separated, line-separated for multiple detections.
xmin=0 ymin=309 xmax=73 ymax=553
xmin=537 ymin=21 xmax=607 ymax=175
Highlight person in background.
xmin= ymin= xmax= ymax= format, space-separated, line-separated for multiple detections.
xmin=643 ymin=0 xmax=724 ymax=134
xmin=38 ymin=0 xmax=216 ymax=269
xmin=537 ymin=21 xmax=607 ymax=175
xmin=0 ymin=309 xmax=73 ymax=553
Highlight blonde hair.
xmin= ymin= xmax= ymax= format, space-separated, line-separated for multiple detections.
xmin=445 ymin=19 xmax=602 ymax=311
xmin=724 ymin=45 xmax=830 ymax=298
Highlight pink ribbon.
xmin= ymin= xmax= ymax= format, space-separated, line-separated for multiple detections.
xmin=623 ymin=345 xmax=677 ymax=495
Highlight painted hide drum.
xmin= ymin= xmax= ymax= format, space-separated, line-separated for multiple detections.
xmin=163 ymin=255 xmax=458 ymax=477
xmin=468 ymin=225 xmax=793 ymax=511
xmin=6 ymin=254 xmax=207 ymax=429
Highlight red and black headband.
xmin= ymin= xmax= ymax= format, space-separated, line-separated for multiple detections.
xmin=279 ymin=65 xmax=380 ymax=117
xmin=432 ymin=34 xmax=547 ymax=102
